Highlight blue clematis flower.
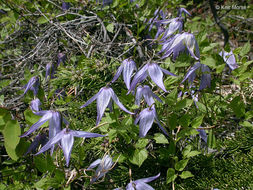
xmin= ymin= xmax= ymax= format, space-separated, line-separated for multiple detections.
xmin=126 ymin=173 xmax=160 ymax=190
xmin=161 ymin=32 xmax=200 ymax=61
xmin=80 ymin=87 xmax=134 ymax=125
xmin=30 ymin=98 xmax=42 ymax=113
xmin=22 ymin=76 xmax=40 ymax=96
xmin=197 ymin=126 xmax=207 ymax=143
xmin=129 ymin=62 xmax=176 ymax=93
xmin=35 ymin=128 xmax=104 ymax=166
xmin=57 ymin=53 xmax=66 ymax=66
xmin=62 ymin=2 xmax=70 ymax=11
xmin=87 ymin=155 xmax=114 ymax=183
xmin=219 ymin=50 xmax=238 ymax=70
xmin=24 ymin=133 xmax=48 ymax=156
xmin=111 ymin=58 xmax=137 ymax=90
xmin=177 ymin=7 xmax=191 ymax=17
xmin=135 ymin=105 xmax=168 ymax=137
xmin=45 ymin=63 xmax=55 ymax=80
xmin=158 ymin=17 xmax=183 ymax=41
xmin=20 ymin=110 xmax=69 ymax=154
xmin=181 ymin=62 xmax=211 ymax=90
xmin=135 ymin=85 xmax=162 ymax=106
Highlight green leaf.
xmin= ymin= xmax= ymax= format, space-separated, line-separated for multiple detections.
xmin=166 ymin=168 xmax=177 ymax=184
xmin=3 ymin=120 xmax=20 ymax=149
xmin=153 ymin=133 xmax=169 ymax=144
xmin=182 ymin=145 xmax=192 ymax=158
xmin=175 ymin=159 xmax=189 ymax=171
xmin=174 ymin=98 xmax=193 ymax=110
xmin=186 ymin=151 xmax=200 ymax=158
xmin=230 ymin=96 xmax=245 ymax=118
xmin=129 ymin=148 xmax=148 ymax=167
xmin=240 ymin=121 xmax=253 ymax=127
xmin=207 ymin=129 xmax=216 ymax=148
xmin=106 ymin=23 xmax=114 ymax=33
xmin=180 ymin=171 xmax=194 ymax=179
xmin=240 ymin=41 xmax=250 ymax=56
xmin=4 ymin=143 xmax=19 ymax=161
xmin=202 ymin=57 xmax=216 ymax=69
xmin=37 ymin=16 xmax=49 ymax=24
xmin=179 ymin=114 xmax=191 ymax=127
xmin=191 ymin=115 xmax=205 ymax=128
xmin=166 ymin=88 xmax=177 ymax=105
xmin=202 ymin=43 xmax=219 ymax=53
xmin=0 ymin=108 xmax=11 ymax=131
xmin=34 ymin=154 xmax=56 ymax=173
xmin=135 ymin=138 xmax=149 ymax=149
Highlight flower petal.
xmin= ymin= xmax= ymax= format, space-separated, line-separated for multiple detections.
xmin=87 ymin=159 xmax=102 ymax=169
xmin=70 ymin=130 xmax=105 ymax=138
xmin=110 ymin=88 xmax=134 ymax=115
xmin=148 ymin=63 xmax=167 ymax=92
xmin=96 ymin=88 xmax=112 ymax=125
xmin=128 ymin=64 xmax=148 ymax=93
xmin=135 ymin=173 xmax=160 ymax=183
xmin=35 ymin=129 xmax=65 ymax=155
xmin=61 ymin=132 xmax=74 ymax=166
xmin=137 ymin=108 xmax=155 ymax=137
xmin=135 ymin=181 xmax=154 ymax=190
xmin=111 ymin=64 xmax=123 ymax=83
xmin=181 ymin=62 xmax=201 ymax=84
xmin=199 ymin=65 xmax=211 ymax=90
xmin=80 ymin=89 xmax=102 ymax=108
xmin=20 ymin=111 xmax=52 ymax=137
xmin=123 ymin=59 xmax=137 ymax=90
xmin=135 ymin=86 xmax=143 ymax=106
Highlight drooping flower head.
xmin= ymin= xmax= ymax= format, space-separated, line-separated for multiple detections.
xmin=20 ymin=110 xmax=68 ymax=138
xmin=57 ymin=53 xmax=66 ymax=66
xmin=126 ymin=173 xmax=160 ymax=190
xmin=112 ymin=58 xmax=137 ymax=90
xmin=177 ymin=7 xmax=191 ymax=17
xmin=35 ymin=128 xmax=105 ymax=166
xmin=181 ymin=62 xmax=211 ymax=91
xmin=45 ymin=63 xmax=55 ymax=80
xmin=24 ymin=133 xmax=48 ymax=156
xmin=30 ymin=98 xmax=42 ymax=113
xmin=135 ymin=105 xmax=168 ymax=137
xmin=80 ymin=86 xmax=134 ymax=125
xmin=129 ymin=62 xmax=176 ymax=93
xmin=87 ymin=155 xmax=114 ymax=183
xmin=135 ymin=85 xmax=162 ymax=106
xmin=22 ymin=76 xmax=40 ymax=96
xmin=62 ymin=2 xmax=70 ymax=11
xmin=219 ymin=50 xmax=238 ymax=70
xmin=158 ymin=17 xmax=183 ymax=41
xmin=161 ymin=32 xmax=200 ymax=61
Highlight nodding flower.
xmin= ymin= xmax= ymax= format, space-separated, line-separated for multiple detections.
xmin=112 ymin=58 xmax=137 ymax=90
xmin=135 ymin=85 xmax=163 ymax=106
xmin=135 ymin=105 xmax=168 ymax=137
xmin=126 ymin=173 xmax=160 ymax=190
xmin=181 ymin=62 xmax=211 ymax=91
xmin=30 ymin=98 xmax=42 ymax=113
xmin=219 ymin=50 xmax=238 ymax=70
xmin=35 ymin=128 xmax=105 ymax=166
xmin=22 ymin=76 xmax=40 ymax=96
xmin=80 ymin=86 xmax=134 ymax=125
xmin=87 ymin=155 xmax=114 ymax=183
xmin=161 ymin=32 xmax=200 ymax=61
xmin=129 ymin=62 xmax=176 ymax=93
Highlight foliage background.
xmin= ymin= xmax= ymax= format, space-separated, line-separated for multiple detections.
xmin=0 ymin=0 xmax=252 ymax=189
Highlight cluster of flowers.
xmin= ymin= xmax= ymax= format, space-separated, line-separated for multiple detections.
xmin=20 ymin=4 xmax=238 ymax=189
